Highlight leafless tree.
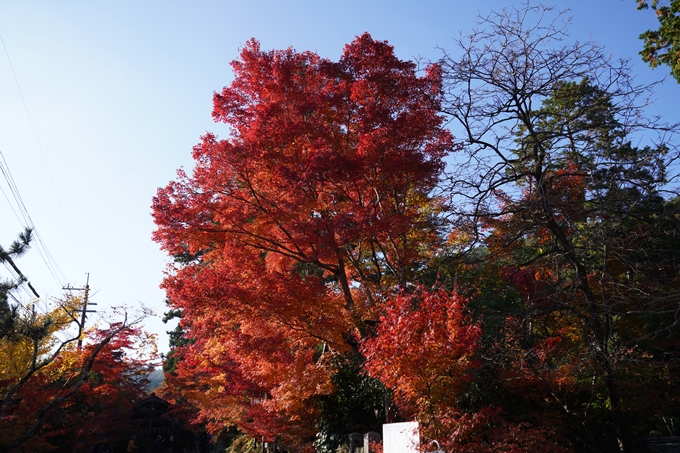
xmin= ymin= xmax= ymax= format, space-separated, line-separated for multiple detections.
xmin=438 ymin=4 xmax=680 ymax=452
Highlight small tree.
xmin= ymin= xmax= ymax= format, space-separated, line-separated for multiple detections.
xmin=0 ymin=230 xmax=151 ymax=452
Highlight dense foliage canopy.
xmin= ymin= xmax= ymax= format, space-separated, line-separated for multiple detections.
xmin=154 ymin=6 xmax=680 ymax=453
xmin=153 ymin=32 xmax=454 ymax=450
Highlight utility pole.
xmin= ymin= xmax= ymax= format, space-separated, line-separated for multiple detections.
xmin=63 ymin=273 xmax=96 ymax=348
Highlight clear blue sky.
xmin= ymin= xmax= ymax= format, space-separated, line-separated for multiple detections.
xmin=1 ymin=1 xmax=677 ymax=353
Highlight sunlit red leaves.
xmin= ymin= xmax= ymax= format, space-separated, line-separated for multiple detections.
xmin=161 ymin=248 xmax=345 ymax=446
xmin=361 ymin=288 xmax=480 ymax=439
xmin=153 ymin=33 xmax=454 ymax=447
xmin=479 ymin=161 xmax=588 ymax=261
xmin=153 ymin=33 xmax=454 ymax=296
xmin=359 ymin=287 xmax=570 ymax=452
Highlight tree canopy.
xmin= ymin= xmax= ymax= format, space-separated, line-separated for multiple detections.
xmin=154 ymin=6 xmax=680 ymax=453
xmin=638 ymin=0 xmax=680 ymax=82
xmin=153 ymin=32 xmax=454 ymax=450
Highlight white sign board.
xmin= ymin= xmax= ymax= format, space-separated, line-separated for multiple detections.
xmin=383 ymin=421 xmax=419 ymax=453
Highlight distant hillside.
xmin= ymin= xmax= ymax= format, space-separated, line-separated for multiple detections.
xmin=146 ymin=369 xmax=164 ymax=392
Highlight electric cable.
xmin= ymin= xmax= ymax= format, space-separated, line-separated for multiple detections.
xmin=0 ymin=152 xmax=67 ymax=286
xmin=1 ymin=35 xmax=85 ymax=276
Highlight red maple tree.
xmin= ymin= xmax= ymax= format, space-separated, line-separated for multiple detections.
xmin=153 ymin=33 xmax=454 ymax=448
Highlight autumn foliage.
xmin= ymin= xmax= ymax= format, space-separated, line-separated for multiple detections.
xmin=0 ymin=323 xmax=155 ymax=452
xmin=153 ymin=33 xmax=453 ymax=449
xmin=361 ymin=288 xmax=481 ymax=446
xmin=1 ymin=229 xmax=157 ymax=452
xmin=154 ymin=9 xmax=680 ymax=453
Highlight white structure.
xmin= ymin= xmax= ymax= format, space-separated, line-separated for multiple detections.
xmin=383 ymin=422 xmax=419 ymax=453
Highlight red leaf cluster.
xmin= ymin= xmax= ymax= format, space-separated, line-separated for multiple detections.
xmin=152 ymin=33 xmax=454 ymax=448
xmin=361 ymin=288 xmax=481 ymax=447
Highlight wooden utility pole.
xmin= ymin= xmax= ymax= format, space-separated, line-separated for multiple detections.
xmin=63 ymin=273 xmax=96 ymax=348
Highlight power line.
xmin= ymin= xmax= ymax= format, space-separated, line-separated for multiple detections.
xmin=0 ymin=179 xmax=23 ymax=225
xmin=0 ymin=35 xmax=85 ymax=274
xmin=0 ymin=151 xmax=67 ymax=286
xmin=6 ymin=290 xmax=30 ymax=313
